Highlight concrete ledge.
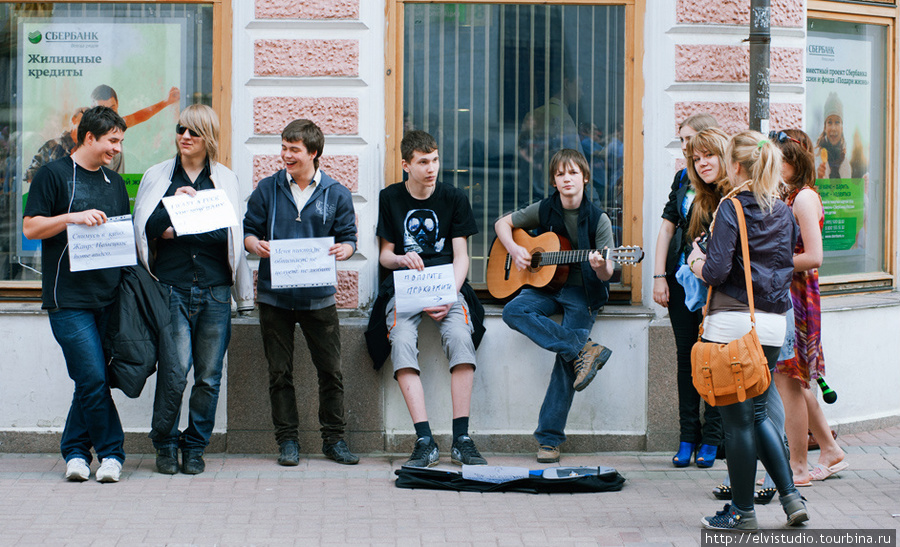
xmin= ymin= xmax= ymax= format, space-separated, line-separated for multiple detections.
xmin=0 ymin=432 xmax=226 ymax=454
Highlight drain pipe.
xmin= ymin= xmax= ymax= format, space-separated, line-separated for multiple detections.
xmin=748 ymin=0 xmax=771 ymax=133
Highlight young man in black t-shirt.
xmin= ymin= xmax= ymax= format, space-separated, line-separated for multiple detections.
xmin=23 ymin=106 xmax=129 ymax=483
xmin=373 ymin=130 xmax=487 ymax=467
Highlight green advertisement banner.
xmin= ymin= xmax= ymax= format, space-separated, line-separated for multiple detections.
xmin=814 ymin=177 xmax=865 ymax=252
xmin=17 ymin=20 xmax=183 ymax=255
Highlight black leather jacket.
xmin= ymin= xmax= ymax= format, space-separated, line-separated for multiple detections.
xmin=701 ymin=192 xmax=798 ymax=313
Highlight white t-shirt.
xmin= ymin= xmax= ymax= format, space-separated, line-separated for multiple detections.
xmin=703 ymin=310 xmax=786 ymax=347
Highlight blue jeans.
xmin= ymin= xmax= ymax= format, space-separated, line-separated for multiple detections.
xmin=49 ymin=306 xmax=125 ymax=464
xmin=502 ymin=286 xmax=597 ymax=447
xmin=151 ymin=284 xmax=232 ymax=451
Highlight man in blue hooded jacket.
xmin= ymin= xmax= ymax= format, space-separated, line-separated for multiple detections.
xmin=244 ymin=119 xmax=359 ymax=466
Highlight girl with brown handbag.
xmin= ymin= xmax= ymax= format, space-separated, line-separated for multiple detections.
xmin=687 ymin=131 xmax=808 ymax=531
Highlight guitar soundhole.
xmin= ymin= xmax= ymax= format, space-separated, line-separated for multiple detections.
xmin=528 ymin=249 xmax=543 ymax=272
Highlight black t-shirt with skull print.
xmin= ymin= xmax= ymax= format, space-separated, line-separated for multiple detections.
xmin=377 ymin=181 xmax=478 ymax=268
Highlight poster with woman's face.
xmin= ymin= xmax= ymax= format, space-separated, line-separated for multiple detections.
xmin=806 ymin=23 xmax=884 ymax=275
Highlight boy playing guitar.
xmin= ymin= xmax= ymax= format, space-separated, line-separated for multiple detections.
xmin=493 ymin=148 xmax=618 ymax=464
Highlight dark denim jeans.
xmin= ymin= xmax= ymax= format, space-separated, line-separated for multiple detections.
xmin=667 ymin=273 xmax=722 ymax=446
xmin=151 ymin=284 xmax=232 ymax=451
xmin=502 ymin=286 xmax=597 ymax=447
xmin=259 ymin=303 xmax=346 ymax=445
xmin=49 ymin=306 xmax=125 ymax=464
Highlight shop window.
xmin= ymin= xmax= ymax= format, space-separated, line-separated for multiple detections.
xmin=396 ymin=3 xmax=634 ymax=290
xmin=806 ymin=17 xmax=890 ymax=280
xmin=0 ymin=2 xmax=218 ymax=287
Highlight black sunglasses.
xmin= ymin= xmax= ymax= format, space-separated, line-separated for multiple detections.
xmin=768 ymin=130 xmax=801 ymax=146
xmin=175 ymin=124 xmax=200 ymax=138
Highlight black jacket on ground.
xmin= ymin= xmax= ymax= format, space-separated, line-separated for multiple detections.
xmin=104 ymin=266 xmax=174 ymax=398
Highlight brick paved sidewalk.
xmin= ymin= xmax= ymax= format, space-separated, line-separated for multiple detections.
xmin=1 ymin=426 xmax=898 ymax=546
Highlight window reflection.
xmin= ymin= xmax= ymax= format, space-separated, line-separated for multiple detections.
xmin=403 ymin=4 xmax=626 ymax=286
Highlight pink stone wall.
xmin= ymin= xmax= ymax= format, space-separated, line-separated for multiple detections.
xmin=336 ymin=270 xmax=359 ymax=309
xmin=253 ymin=97 xmax=358 ymax=135
xmin=675 ymin=46 xmax=803 ymax=83
xmin=252 ymin=154 xmax=359 ymax=192
xmin=255 ymin=0 xmax=359 ymax=20
xmin=676 ymin=0 xmax=803 ymax=28
xmin=254 ymin=40 xmax=359 ymax=77
xmin=675 ymin=102 xmax=803 ymax=135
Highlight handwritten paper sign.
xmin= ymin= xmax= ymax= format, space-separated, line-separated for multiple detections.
xmin=392 ymin=264 xmax=457 ymax=313
xmin=269 ymin=237 xmax=336 ymax=289
xmin=67 ymin=214 xmax=137 ymax=272
xmin=162 ymin=189 xmax=238 ymax=236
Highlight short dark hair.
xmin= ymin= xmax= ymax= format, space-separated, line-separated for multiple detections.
xmin=91 ymin=84 xmax=118 ymax=104
xmin=282 ymin=119 xmax=324 ymax=169
xmin=548 ymin=148 xmax=591 ymax=187
xmin=77 ymin=106 xmax=127 ymax=146
xmin=400 ymin=130 xmax=438 ymax=163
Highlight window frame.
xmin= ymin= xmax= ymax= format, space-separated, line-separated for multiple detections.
xmin=808 ymin=1 xmax=897 ymax=294
xmin=385 ymin=0 xmax=646 ymax=303
xmin=0 ymin=0 xmax=232 ymax=299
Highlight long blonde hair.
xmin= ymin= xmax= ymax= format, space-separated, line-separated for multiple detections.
xmin=726 ymin=130 xmax=783 ymax=213
xmin=177 ymin=104 xmax=220 ymax=164
xmin=684 ymin=128 xmax=729 ymax=239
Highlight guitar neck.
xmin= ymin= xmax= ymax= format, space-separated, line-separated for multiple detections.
xmin=539 ymin=249 xmax=609 ymax=266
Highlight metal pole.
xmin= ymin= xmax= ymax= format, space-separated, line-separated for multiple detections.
xmin=748 ymin=0 xmax=771 ymax=133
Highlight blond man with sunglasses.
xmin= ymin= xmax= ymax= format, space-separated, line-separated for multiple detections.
xmin=133 ymin=104 xmax=253 ymax=475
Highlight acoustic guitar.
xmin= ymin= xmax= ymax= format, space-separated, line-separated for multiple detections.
xmin=486 ymin=229 xmax=644 ymax=299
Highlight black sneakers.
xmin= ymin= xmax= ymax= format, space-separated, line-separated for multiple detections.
xmin=323 ymin=439 xmax=360 ymax=465
xmin=405 ymin=436 xmax=440 ymax=468
xmin=450 ymin=435 xmax=487 ymax=466
xmin=701 ymin=504 xmax=759 ymax=531
xmin=277 ymin=440 xmax=300 ymax=466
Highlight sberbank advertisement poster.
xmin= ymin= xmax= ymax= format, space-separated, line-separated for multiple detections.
xmin=17 ymin=20 xmax=183 ymax=256
xmin=805 ymin=34 xmax=870 ymax=255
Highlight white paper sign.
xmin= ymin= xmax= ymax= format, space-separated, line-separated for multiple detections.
xmin=162 ymin=189 xmax=239 ymax=236
xmin=270 ymin=237 xmax=336 ymax=289
xmin=392 ymin=264 xmax=458 ymax=313
xmin=67 ymin=215 xmax=137 ymax=272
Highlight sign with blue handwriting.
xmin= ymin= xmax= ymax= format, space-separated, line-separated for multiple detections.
xmin=66 ymin=215 xmax=137 ymax=272
xmin=269 ymin=237 xmax=336 ymax=289
xmin=392 ymin=264 xmax=457 ymax=313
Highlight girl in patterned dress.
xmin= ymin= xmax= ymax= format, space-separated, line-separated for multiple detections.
xmin=772 ymin=129 xmax=847 ymax=485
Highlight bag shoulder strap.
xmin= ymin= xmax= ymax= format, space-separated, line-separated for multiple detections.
xmin=696 ymin=197 xmax=755 ymax=337
xmin=731 ymin=197 xmax=756 ymax=326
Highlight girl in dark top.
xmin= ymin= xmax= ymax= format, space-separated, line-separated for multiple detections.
xmin=687 ymin=131 xmax=808 ymax=531
xmin=652 ymin=114 xmax=725 ymax=468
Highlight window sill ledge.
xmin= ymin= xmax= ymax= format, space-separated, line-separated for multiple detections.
xmin=821 ymin=290 xmax=900 ymax=313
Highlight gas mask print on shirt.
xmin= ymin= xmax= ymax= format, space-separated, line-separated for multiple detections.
xmin=403 ymin=209 xmax=444 ymax=254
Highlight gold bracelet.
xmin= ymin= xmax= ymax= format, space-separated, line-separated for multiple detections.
xmin=690 ymin=257 xmax=705 ymax=270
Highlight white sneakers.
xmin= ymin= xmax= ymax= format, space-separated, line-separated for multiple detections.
xmin=95 ymin=458 xmax=123 ymax=483
xmin=65 ymin=457 xmax=91 ymax=482
xmin=65 ymin=457 xmax=123 ymax=482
